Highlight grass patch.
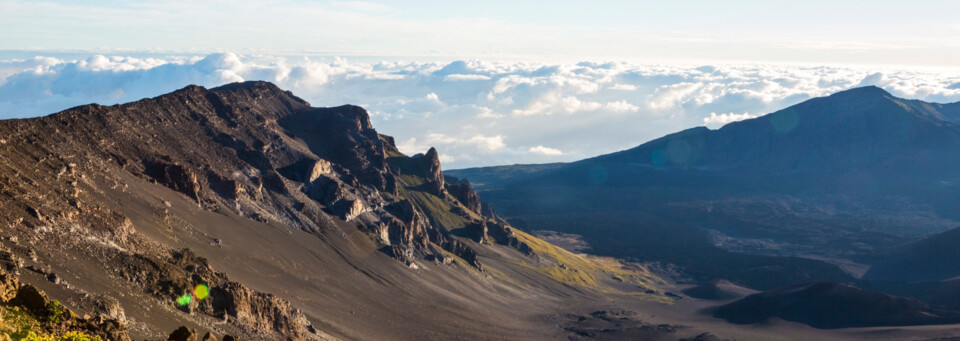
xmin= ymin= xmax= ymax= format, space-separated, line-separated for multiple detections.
xmin=395 ymin=174 xmax=425 ymax=189
xmin=0 ymin=303 xmax=102 ymax=340
xmin=512 ymin=230 xmax=667 ymax=299
xmin=405 ymin=190 xmax=468 ymax=231
xmin=23 ymin=331 xmax=103 ymax=341
xmin=394 ymin=174 xmax=474 ymax=231
xmin=44 ymin=300 xmax=68 ymax=325
xmin=385 ymin=151 xmax=666 ymax=298
xmin=0 ymin=304 xmax=41 ymax=340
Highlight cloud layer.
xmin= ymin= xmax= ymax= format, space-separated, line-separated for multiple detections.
xmin=2 ymin=53 xmax=960 ymax=168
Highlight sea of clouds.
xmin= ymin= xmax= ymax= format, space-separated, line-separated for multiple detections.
xmin=2 ymin=52 xmax=960 ymax=168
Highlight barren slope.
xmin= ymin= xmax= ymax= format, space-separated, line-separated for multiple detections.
xmin=0 ymin=81 xmax=667 ymax=340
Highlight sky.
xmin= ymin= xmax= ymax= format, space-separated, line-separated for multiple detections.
xmin=2 ymin=1 xmax=960 ymax=168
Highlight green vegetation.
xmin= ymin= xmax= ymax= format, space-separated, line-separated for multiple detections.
xmin=0 ymin=305 xmax=41 ymax=340
xmin=384 ymin=149 xmax=406 ymax=159
xmin=0 ymin=302 xmax=101 ymax=341
xmin=394 ymin=173 xmax=476 ymax=231
xmin=512 ymin=230 xmax=667 ymax=299
xmin=44 ymin=300 xmax=68 ymax=324
xmin=389 ymin=148 xmax=666 ymax=297
xmin=23 ymin=331 xmax=102 ymax=341
xmin=394 ymin=173 xmax=424 ymax=188
xmin=405 ymin=190 xmax=468 ymax=231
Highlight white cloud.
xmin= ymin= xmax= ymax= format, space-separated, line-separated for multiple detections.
xmin=467 ymin=135 xmax=505 ymax=151
xmin=529 ymin=145 xmax=563 ymax=155
xmin=444 ymin=74 xmax=492 ymax=81
xmin=609 ymin=83 xmax=637 ymax=91
xmin=703 ymin=112 xmax=757 ymax=128
xmin=605 ymin=100 xmax=640 ymax=113
xmin=397 ymin=133 xmax=504 ymax=156
xmin=2 ymin=53 xmax=960 ymax=168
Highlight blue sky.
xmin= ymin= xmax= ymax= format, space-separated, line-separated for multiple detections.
xmin=2 ymin=1 xmax=960 ymax=168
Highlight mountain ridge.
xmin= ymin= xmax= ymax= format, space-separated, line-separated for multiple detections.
xmin=0 ymin=80 xmax=673 ymax=340
xmin=448 ymin=85 xmax=960 ymax=292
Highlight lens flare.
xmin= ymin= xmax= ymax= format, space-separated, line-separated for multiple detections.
xmin=650 ymin=149 xmax=666 ymax=166
xmin=176 ymin=294 xmax=192 ymax=306
xmin=194 ymin=284 xmax=209 ymax=300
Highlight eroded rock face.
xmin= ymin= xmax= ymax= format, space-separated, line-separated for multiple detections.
xmin=278 ymin=105 xmax=397 ymax=196
xmin=486 ymin=221 xmax=531 ymax=253
xmin=442 ymin=240 xmax=482 ymax=271
xmin=0 ymin=268 xmax=20 ymax=301
xmin=339 ymin=199 xmax=367 ymax=221
xmin=210 ymin=282 xmax=311 ymax=339
xmin=111 ymin=248 xmax=313 ymax=339
xmin=208 ymin=172 xmax=246 ymax=200
xmin=486 ymin=221 xmax=515 ymax=245
xmin=464 ymin=221 xmax=488 ymax=243
xmin=480 ymin=202 xmax=501 ymax=221
xmin=384 ymin=200 xmax=429 ymax=249
xmin=144 ymin=159 xmax=203 ymax=202
xmin=445 ymin=177 xmax=482 ymax=215
xmin=421 ymin=148 xmax=445 ymax=196
xmin=407 ymin=148 xmax=445 ymax=197
xmin=308 ymin=159 xmax=333 ymax=182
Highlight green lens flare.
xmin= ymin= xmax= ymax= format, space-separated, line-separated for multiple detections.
xmin=176 ymin=294 xmax=192 ymax=306
xmin=194 ymin=284 xmax=209 ymax=300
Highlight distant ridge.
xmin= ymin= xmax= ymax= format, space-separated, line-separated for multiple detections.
xmin=448 ymin=86 xmax=960 ymax=291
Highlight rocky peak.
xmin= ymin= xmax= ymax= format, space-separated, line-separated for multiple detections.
xmin=335 ymin=104 xmax=375 ymax=131
xmin=827 ymin=85 xmax=891 ymax=100
xmin=423 ymin=147 xmax=442 ymax=176
xmin=278 ymin=105 xmax=395 ymax=194
xmin=408 ymin=147 xmax=445 ymax=196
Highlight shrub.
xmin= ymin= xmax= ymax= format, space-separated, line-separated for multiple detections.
xmin=58 ymin=331 xmax=103 ymax=341
xmin=44 ymin=300 xmax=68 ymax=324
xmin=22 ymin=331 xmax=102 ymax=341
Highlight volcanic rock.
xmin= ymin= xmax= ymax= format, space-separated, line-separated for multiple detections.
xmin=444 ymin=177 xmax=482 ymax=214
xmin=168 ymin=326 xmax=198 ymax=341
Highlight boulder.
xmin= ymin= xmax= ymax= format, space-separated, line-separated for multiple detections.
xmin=308 ymin=159 xmax=332 ymax=182
xmin=0 ymin=269 xmax=19 ymax=301
xmin=168 ymin=326 xmax=198 ymax=341
xmin=11 ymin=284 xmax=47 ymax=313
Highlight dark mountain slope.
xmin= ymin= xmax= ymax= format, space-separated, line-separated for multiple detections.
xmin=0 ymin=81 xmax=667 ymax=339
xmin=714 ymin=282 xmax=960 ymax=329
xmin=448 ymin=87 xmax=960 ymax=290
xmin=683 ymin=280 xmax=758 ymax=301
xmin=594 ymin=86 xmax=960 ymax=174
xmin=863 ymin=226 xmax=960 ymax=309
xmin=865 ymin=226 xmax=960 ymax=283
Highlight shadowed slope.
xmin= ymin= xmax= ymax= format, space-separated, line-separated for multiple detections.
xmin=714 ymin=282 xmax=960 ymax=329
xmin=449 ymin=86 xmax=960 ymax=290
